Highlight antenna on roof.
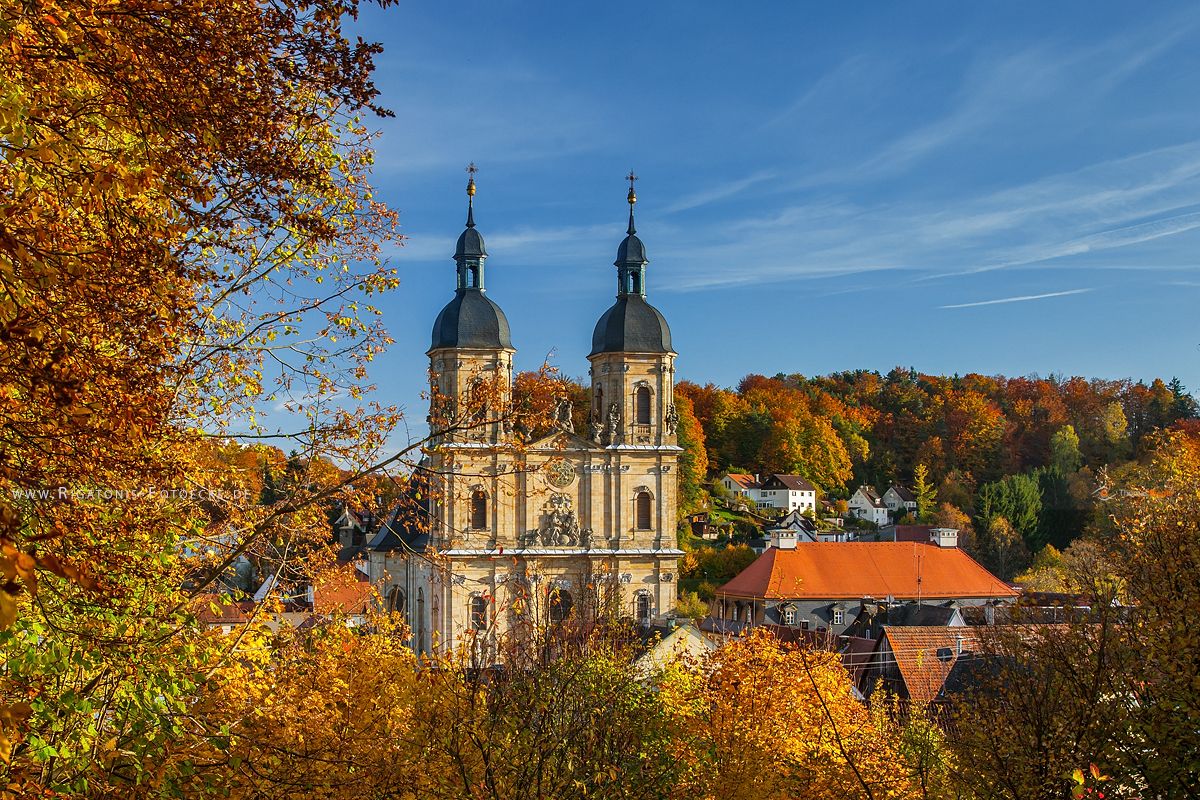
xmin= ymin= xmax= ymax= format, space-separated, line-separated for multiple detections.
xmin=915 ymin=543 xmax=923 ymax=605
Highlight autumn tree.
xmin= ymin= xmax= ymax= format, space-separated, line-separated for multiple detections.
xmin=662 ymin=630 xmax=919 ymax=800
xmin=674 ymin=393 xmax=709 ymax=518
xmin=934 ymin=502 xmax=978 ymax=560
xmin=1098 ymin=429 xmax=1200 ymax=794
xmin=978 ymin=516 xmax=1030 ymax=581
xmin=945 ymin=620 xmax=1135 ymax=800
xmin=417 ymin=630 xmax=682 ymax=800
xmin=0 ymin=0 xmax=429 ymax=791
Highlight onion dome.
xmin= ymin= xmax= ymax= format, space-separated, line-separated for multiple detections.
xmin=429 ymin=165 xmax=513 ymax=352
xmin=589 ymin=173 xmax=673 ymax=355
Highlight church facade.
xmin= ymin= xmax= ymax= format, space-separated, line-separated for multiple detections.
xmin=368 ymin=175 xmax=684 ymax=655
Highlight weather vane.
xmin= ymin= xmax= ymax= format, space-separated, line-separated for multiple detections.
xmin=466 ymin=162 xmax=478 ymax=197
xmin=626 ymin=170 xmax=637 ymax=205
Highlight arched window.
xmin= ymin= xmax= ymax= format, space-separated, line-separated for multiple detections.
xmin=470 ymin=490 xmax=488 ymax=530
xmin=548 ymin=588 xmax=573 ymax=624
xmin=595 ymin=385 xmax=603 ymax=412
xmin=635 ymin=490 xmax=652 ymax=530
xmin=469 ymin=594 xmax=488 ymax=631
xmin=635 ymin=386 xmax=651 ymax=425
xmin=636 ymin=592 xmax=652 ymax=626
xmin=386 ymin=586 xmax=406 ymax=615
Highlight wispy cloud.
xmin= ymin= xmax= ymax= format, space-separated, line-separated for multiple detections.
xmin=939 ymin=288 xmax=1094 ymax=309
xmin=664 ymin=170 xmax=778 ymax=213
xmin=655 ymin=137 xmax=1200 ymax=292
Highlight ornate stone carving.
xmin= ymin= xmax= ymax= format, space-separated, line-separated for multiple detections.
xmin=545 ymin=459 xmax=575 ymax=488
xmin=606 ymin=401 xmax=621 ymax=442
xmin=619 ymin=573 xmax=633 ymax=584
xmin=660 ymin=572 xmax=675 ymax=583
xmin=588 ymin=408 xmax=602 ymax=441
xmin=664 ymin=403 xmax=679 ymax=435
xmin=554 ymin=395 xmax=574 ymax=433
xmin=522 ymin=493 xmax=585 ymax=547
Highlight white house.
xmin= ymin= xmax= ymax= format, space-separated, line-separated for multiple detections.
xmin=720 ymin=473 xmax=759 ymax=501
xmin=848 ymin=486 xmax=889 ymax=527
xmin=882 ymin=485 xmax=918 ymax=518
xmin=719 ymin=473 xmax=818 ymax=514
xmin=757 ymin=474 xmax=818 ymax=514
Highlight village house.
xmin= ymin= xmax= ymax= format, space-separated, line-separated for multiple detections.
xmin=718 ymin=472 xmax=818 ymax=515
xmin=708 ymin=530 xmax=1017 ymax=636
xmin=858 ymin=626 xmax=983 ymax=704
xmin=757 ymin=474 xmax=818 ymax=514
xmin=848 ymin=485 xmax=890 ymax=526
xmin=881 ymin=485 xmax=918 ymax=517
xmin=719 ymin=473 xmax=758 ymax=502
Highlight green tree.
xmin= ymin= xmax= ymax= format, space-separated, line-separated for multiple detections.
xmin=980 ymin=515 xmax=1031 ymax=580
xmin=976 ymin=473 xmax=1043 ymax=550
xmin=912 ymin=463 xmax=937 ymax=521
xmin=1049 ymin=424 xmax=1083 ymax=473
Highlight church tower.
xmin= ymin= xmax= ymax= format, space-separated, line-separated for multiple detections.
xmin=426 ymin=167 xmax=514 ymax=549
xmin=586 ymin=175 xmax=680 ymax=553
xmin=589 ymin=176 xmax=679 ymax=461
xmin=427 ymin=165 xmax=515 ymax=445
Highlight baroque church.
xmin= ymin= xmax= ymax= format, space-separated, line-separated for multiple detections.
xmin=367 ymin=172 xmax=684 ymax=654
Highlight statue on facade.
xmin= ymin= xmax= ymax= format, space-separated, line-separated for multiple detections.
xmin=664 ymin=403 xmax=679 ymax=435
xmin=588 ymin=408 xmax=602 ymax=441
xmin=537 ymin=493 xmax=584 ymax=547
xmin=554 ymin=395 xmax=574 ymax=433
xmin=606 ymin=401 xmax=621 ymax=442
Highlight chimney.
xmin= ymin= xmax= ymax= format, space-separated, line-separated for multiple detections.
xmin=929 ymin=527 xmax=959 ymax=548
xmin=770 ymin=527 xmax=798 ymax=550
xmin=955 ymin=635 xmax=965 ymax=656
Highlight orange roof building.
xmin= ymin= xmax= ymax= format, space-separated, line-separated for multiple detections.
xmin=712 ymin=543 xmax=1017 ymax=635
xmin=864 ymin=626 xmax=983 ymax=703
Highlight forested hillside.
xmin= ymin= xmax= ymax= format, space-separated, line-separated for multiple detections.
xmin=674 ymin=369 xmax=1200 ymax=579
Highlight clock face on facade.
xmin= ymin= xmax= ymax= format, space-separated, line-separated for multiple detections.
xmin=545 ymin=459 xmax=576 ymax=488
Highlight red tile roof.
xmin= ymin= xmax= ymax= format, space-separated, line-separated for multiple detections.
xmin=880 ymin=626 xmax=981 ymax=703
xmin=893 ymin=525 xmax=934 ymax=543
xmin=716 ymin=543 xmax=1017 ymax=601
xmin=194 ymin=594 xmax=256 ymax=625
xmin=724 ymin=473 xmax=758 ymax=490
xmin=313 ymin=566 xmax=376 ymax=614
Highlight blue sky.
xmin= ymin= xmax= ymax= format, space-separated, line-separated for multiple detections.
xmin=341 ymin=1 xmax=1200 ymax=426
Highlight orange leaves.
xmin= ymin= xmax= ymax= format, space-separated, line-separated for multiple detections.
xmin=664 ymin=630 xmax=920 ymax=800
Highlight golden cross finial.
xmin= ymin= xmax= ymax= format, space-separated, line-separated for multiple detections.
xmin=466 ymin=162 xmax=478 ymax=196
xmin=626 ymin=170 xmax=637 ymax=204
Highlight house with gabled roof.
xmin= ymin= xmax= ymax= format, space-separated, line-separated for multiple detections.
xmin=719 ymin=472 xmax=758 ymax=500
xmin=757 ymin=474 xmax=818 ymax=514
xmin=882 ymin=485 xmax=918 ymax=517
xmin=720 ymin=473 xmax=818 ymax=515
xmin=848 ymin=485 xmax=889 ymax=526
xmin=709 ymin=539 xmax=1017 ymax=636
xmin=860 ymin=626 xmax=983 ymax=703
